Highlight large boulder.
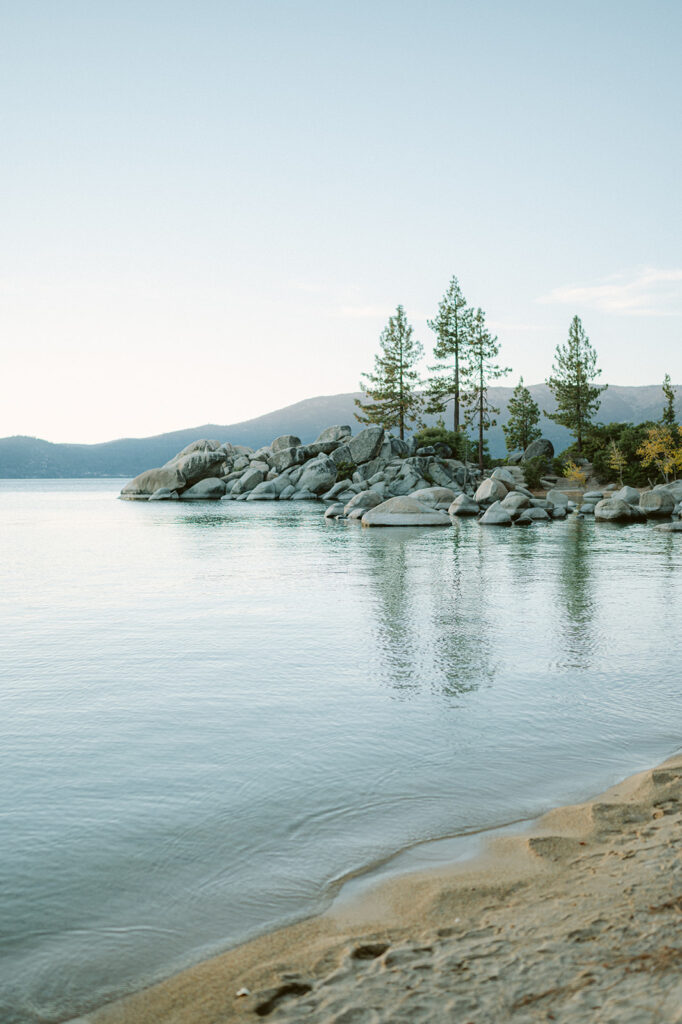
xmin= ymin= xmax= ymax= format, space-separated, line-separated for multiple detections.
xmin=330 ymin=444 xmax=354 ymax=469
xmin=522 ymin=438 xmax=554 ymax=462
xmin=324 ymin=502 xmax=346 ymax=518
xmin=347 ymin=426 xmax=385 ymax=465
xmin=271 ymin=445 xmax=308 ymax=473
xmin=639 ymin=490 xmax=675 ymax=517
xmin=475 ymin=478 xmax=508 ymax=504
xmin=449 ymin=493 xmax=479 ymax=516
xmin=323 ymin=479 xmax=354 ymax=501
xmin=120 ymin=466 xmax=186 ymax=500
xmin=594 ymin=498 xmax=635 ymax=522
xmin=271 ymin=434 xmax=302 ymax=453
xmin=173 ymin=449 xmax=228 ymax=487
xmin=161 ymin=440 xmax=228 ymax=486
xmin=479 ymin=505 xmax=513 ymax=526
xmin=245 ymin=480 xmax=279 ymax=500
xmin=655 ymin=521 xmax=682 ymax=532
xmin=386 ymin=436 xmax=409 ymax=458
xmin=389 ymin=466 xmax=422 ymax=496
xmin=409 ymin=486 xmax=457 ymax=508
xmin=516 ymin=507 xmax=551 ymax=524
xmin=425 ymin=461 xmax=457 ymax=488
xmin=501 ymin=491 xmax=530 ymax=513
xmin=655 ymin=480 xmax=682 ymax=503
xmin=545 ymin=489 xmax=570 ymax=507
xmin=179 ymin=477 xmax=226 ymax=500
xmin=361 ymin=496 xmax=451 ymax=527
xmin=296 ymin=456 xmax=338 ymax=495
xmin=251 ymin=446 xmax=273 ymax=465
xmin=310 ymin=425 xmax=352 ymax=454
xmin=491 ymin=467 xmax=517 ymax=489
xmin=231 ymin=467 xmax=265 ymax=495
xmin=344 ymin=490 xmax=384 ymax=516
xmin=614 ymin=485 xmax=640 ymax=506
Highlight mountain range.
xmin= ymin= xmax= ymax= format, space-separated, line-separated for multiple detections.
xmin=0 ymin=384 xmax=678 ymax=478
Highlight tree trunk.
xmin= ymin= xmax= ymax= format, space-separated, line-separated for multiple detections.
xmin=454 ymin=345 xmax=460 ymax=433
xmin=478 ymin=392 xmax=484 ymax=470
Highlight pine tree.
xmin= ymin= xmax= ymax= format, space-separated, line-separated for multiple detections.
xmin=463 ymin=308 xmax=511 ymax=469
xmin=422 ymin=276 xmax=472 ymax=433
xmin=354 ymin=305 xmax=424 ymax=440
xmin=545 ymin=316 xmax=606 ymax=454
xmin=661 ymin=373 xmax=677 ymax=427
xmin=502 ymin=377 xmax=541 ymax=453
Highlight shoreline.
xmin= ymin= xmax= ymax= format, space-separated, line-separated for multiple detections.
xmin=79 ymin=750 xmax=682 ymax=1024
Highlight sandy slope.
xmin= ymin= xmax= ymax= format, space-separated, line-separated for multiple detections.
xmin=84 ymin=754 xmax=682 ymax=1024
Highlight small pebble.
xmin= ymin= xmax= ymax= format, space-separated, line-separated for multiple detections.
xmin=235 ymin=987 xmax=251 ymax=997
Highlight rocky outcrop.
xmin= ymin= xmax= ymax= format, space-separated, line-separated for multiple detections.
xmin=119 ymin=427 xmax=681 ymax=536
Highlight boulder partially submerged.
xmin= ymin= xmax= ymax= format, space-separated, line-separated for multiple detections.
xmin=361 ymin=496 xmax=451 ymax=527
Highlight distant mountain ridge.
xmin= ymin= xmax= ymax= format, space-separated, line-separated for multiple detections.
xmin=0 ymin=384 xmax=678 ymax=478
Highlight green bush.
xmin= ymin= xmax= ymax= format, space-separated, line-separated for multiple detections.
xmin=413 ymin=423 xmax=490 ymax=466
xmin=334 ymin=460 xmax=356 ymax=479
xmin=558 ymin=422 xmax=656 ymax=487
xmin=413 ymin=424 xmax=464 ymax=458
xmin=523 ymin=456 xmax=548 ymax=490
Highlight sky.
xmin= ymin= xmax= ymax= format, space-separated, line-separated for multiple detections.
xmin=1 ymin=0 xmax=680 ymax=443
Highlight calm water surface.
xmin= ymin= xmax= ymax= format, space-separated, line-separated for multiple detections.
xmin=1 ymin=480 xmax=681 ymax=1023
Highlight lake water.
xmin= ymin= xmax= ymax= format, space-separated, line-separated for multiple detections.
xmin=1 ymin=479 xmax=681 ymax=1023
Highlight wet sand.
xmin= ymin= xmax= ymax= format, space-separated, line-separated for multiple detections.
xmin=83 ymin=753 xmax=682 ymax=1023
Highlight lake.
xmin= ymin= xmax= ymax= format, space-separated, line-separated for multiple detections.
xmin=1 ymin=479 xmax=680 ymax=1023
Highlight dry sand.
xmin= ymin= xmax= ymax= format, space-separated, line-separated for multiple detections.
xmin=84 ymin=754 xmax=682 ymax=1024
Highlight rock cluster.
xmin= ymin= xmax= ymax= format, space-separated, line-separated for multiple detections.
xmin=592 ymin=483 xmax=682 ymax=523
xmin=119 ymin=430 xmax=682 ymax=531
xmin=119 ymin=425 xmax=483 ymax=506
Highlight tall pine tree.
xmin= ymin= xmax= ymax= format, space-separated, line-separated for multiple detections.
xmin=545 ymin=316 xmax=606 ymax=454
xmin=354 ymin=305 xmax=424 ymax=440
xmin=463 ymin=308 xmax=510 ymax=469
xmin=502 ymin=377 xmax=541 ymax=452
xmin=661 ymin=373 xmax=677 ymax=426
xmin=422 ymin=276 xmax=472 ymax=432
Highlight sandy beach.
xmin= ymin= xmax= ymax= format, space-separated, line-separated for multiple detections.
xmin=81 ymin=752 xmax=682 ymax=1024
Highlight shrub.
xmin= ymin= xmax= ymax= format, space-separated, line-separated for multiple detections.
xmin=334 ymin=460 xmax=356 ymax=479
xmin=523 ymin=456 xmax=547 ymax=490
xmin=558 ymin=421 xmax=656 ymax=487
xmin=412 ymin=423 xmax=487 ymax=463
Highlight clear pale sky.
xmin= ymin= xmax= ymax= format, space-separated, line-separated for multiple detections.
xmin=1 ymin=0 xmax=680 ymax=442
